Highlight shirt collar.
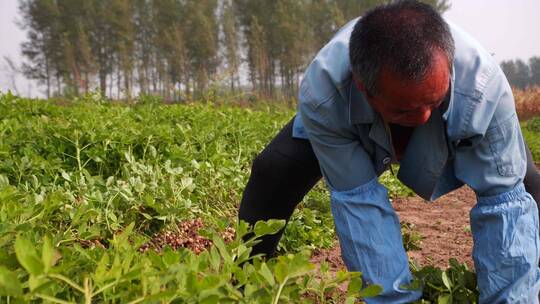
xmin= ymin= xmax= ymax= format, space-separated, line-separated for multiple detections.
xmin=442 ymin=65 xmax=456 ymax=121
xmin=348 ymin=79 xmax=375 ymax=125
xmin=347 ymin=78 xmax=392 ymax=154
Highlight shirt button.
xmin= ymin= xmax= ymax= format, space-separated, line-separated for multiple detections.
xmin=382 ymin=157 xmax=391 ymax=165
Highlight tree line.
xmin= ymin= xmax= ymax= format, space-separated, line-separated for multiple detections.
xmin=19 ymin=0 xmax=450 ymax=101
xmin=500 ymin=57 xmax=540 ymax=90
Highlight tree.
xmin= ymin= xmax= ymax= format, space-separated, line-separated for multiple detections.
xmin=109 ymin=0 xmax=135 ymax=101
xmin=2 ymin=56 xmax=20 ymax=95
xmin=19 ymin=0 xmax=64 ymax=98
xmin=52 ymin=0 xmax=98 ymax=95
xmin=529 ymin=56 xmax=540 ymax=87
xmin=421 ymin=0 xmax=451 ymax=13
xmin=17 ymin=0 xmax=454 ymax=100
xmin=500 ymin=57 xmax=539 ymax=89
xmin=183 ymin=0 xmax=219 ymax=96
xmin=274 ymin=0 xmax=310 ymax=99
xmin=515 ymin=59 xmax=531 ymax=89
xmin=221 ymin=0 xmax=240 ymax=92
xmin=87 ymin=0 xmax=116 ymax=96
xmin=501 ymin=60 xmax=519 ymax=88
xmin=133 ymin=0 xmax=155 ymax=96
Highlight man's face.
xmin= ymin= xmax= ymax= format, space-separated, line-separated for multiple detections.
xmin=355 ymin=52 xmax=451 ymax=127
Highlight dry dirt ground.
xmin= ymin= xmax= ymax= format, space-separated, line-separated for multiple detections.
xmin=310 ymin=185 xmax=477 ymax=271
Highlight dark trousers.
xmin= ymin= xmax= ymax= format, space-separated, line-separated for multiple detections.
xmin=238 ymin=117 xmax=540 ymax=257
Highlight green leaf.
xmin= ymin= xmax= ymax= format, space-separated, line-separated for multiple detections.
xmin=236 ymin=220 xmax=250 ymax=239
xmin=94 ymin=254 xmax=110 ymax=283
xmin=212 ymin=234 xmax=231 ymax=264
xmin=442 ymin=271 xmax=453 ymax=290
xmin=0 ymin=174 xmax=10 ymax=188
xmin=15 ymin=236 xmax=44 ymax=276
xmin=438 ymin=293 xmax=452 ymax=304
xmin=287 ymin=253 xmax=313 ymax=278
xmin=273 ymin=262 xmax=288 ymax=284
xmin=208 ymin=246 xmax=221 ymax=270
xmin=60 ymin=170 xmax=72 ymax=182
xmin=0 ymin=266 xmax=22 ymax=296
xmin=244 ymin=283 xmax=257 ymax=297
xmin=106 ymin=176 xmax=115 ymax=186
xmin=259 ymin=263 xmax=275 ymax=286
xmin=347 ymin=275 xmax=363 ymax=296
xmin=344 ymin=297 xmax=357 ymax=304
xmin=235 ymin=244 xmax=251 ymax=265
xmin=28 ymin=274 xmax=49 ymax=292
xmin=358 ymin=284 xmax=383 ymax=298
xmin=41 ymin=235 xmax=59 ymax=273
xmin=112 ymin=222 xmax=134 ymax=249
xmin=320 ymin=261 xmax=329 ymax=273
xmin=254 ymin=219 xmax=285 ymax=237
xmin=199 ymin=275 xmax=221 ymax=290
xmin=198 ymin=294 xmax=219 ymax=304
xmin=162 ymin=249 xmax=180 ymax=267
xmin=449 ymin=258 xmax=459 ymax=268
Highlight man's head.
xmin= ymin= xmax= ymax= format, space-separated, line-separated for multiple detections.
xmin=349 ymin=0 xmax=454 ymax=126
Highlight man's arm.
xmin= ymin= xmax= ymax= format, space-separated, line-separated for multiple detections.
xmin=453 ymin=70 xmax=540 ymax=303
xmin=298 ymin=94 xmax=422 ymax=303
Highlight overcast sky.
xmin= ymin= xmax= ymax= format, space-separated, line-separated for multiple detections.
xmin=1 ymin=0 xmax=540 ymax=97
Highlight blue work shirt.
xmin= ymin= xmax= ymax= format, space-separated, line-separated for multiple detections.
xmin=294 ymin=17 xmax=540 ymax=303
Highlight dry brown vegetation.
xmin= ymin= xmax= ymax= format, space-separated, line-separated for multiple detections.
xmin=514 ymin=86 xmax=540 ymax=121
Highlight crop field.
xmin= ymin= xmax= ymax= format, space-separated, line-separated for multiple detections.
xmin=1 ymin=90 xmax=540 ymax=303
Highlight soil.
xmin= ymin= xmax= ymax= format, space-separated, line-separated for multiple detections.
xmin=138 ymin=218 xmax=235 ymax=254
xmin=310 ymin=185 xmax=477 ymax=273
xmin=394 ymin=185 xmax=476 ymax=269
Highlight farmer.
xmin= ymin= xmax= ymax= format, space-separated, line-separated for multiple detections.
xmin=238 ymin=1 xmax=540 ymax=302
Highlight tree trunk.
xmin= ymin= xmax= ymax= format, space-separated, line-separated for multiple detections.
xmin=45 ymin=58 xmax=51 ymax=99
xmin=116 ymin=66 xmax=121 ymax=100
xmin=99 ymin=68 xmax=107 ymax=97
xmin=124 ymin=67 xmax=131 ymax=102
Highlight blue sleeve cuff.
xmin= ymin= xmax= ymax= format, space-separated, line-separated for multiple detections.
xmin=476 ymin=182 xmax=527 ymax=206
xmin=292 ymin=114 xmax=309 ymax=139
xmin=330 ymin=178 xmax=422 ymax=303
xmin=331 ymin=177 xmax=381 ymax=199
xmin=471 ymin=183 xmax=540 ymax=303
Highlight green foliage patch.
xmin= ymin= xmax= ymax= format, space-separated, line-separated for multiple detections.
xmin=0 ymin=93 xmax=481 ymax=302
xmin=2 ymin=220 xmax=380 ymax=303
xmin=523 ymin=116 xmax=540 ymax=160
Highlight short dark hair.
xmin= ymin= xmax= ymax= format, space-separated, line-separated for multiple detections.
xmin=349 ymin=0 xmax=454 ymax=96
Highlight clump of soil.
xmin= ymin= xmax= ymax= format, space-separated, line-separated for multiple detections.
xmin=78 ymin=238 xmax=106 ymax=249
xmin=138 ymin=218 xmax=235 ymax=254
xmin=310 ymin=245 xmax=345 ymax=272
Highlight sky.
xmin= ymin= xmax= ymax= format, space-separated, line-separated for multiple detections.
xmin=1 ymin=0 xmax=540 ymax=97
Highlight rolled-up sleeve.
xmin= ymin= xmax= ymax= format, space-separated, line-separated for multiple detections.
xmin=454 ymin=72 xmax=540 ymax=303
xmin=299 ymin=98 xmax=421 ymax=303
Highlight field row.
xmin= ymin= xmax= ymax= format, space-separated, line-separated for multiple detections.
xmin=2 ymin=91 xmax=539 ymax=302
